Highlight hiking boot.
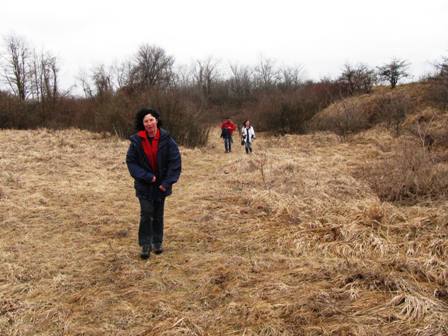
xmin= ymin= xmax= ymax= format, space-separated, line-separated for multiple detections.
xmin=140 ymin=245 xmax=150 ymax=259
xmin=152 ymin=244 xmax=163 ymax=255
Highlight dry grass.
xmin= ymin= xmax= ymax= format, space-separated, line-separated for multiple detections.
xmin=356 ymin=138 xmax=448 ymax=203
xmin=1 ymin=127 xmax=447 ymax=335
xmin=403 ymin=107 xmax=448 ymax=149
xmin=309 ymin=83 xmax=433 ymax=139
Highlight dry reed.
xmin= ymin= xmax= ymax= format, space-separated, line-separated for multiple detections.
xmin=0 ymin=127 xmax=447 ymax=335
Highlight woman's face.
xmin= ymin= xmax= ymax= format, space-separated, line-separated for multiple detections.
xmin=143 ymin=114 xmax=158 ymax=134
xmin=244 ymin=120 xmax=250 ymax=127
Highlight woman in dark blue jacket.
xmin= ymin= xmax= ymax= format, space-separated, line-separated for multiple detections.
xmin=126 ymin=108 xmax=181 ymax=259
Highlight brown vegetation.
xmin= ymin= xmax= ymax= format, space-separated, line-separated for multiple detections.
xmin=424 ymin=57 xmax=448 ymax=109
xmin=355 ymin=136 xmax=448 ymax=203
xmin=309 ymin=83 xmax=434 ymax=140
xmin=1 ymin=127 xmax=447 ymax=335
xmin=0 ymin=90 xmax=209 ymax=147
xmin=0 ymin=34 xmax=353 ymax=144
xmin=1 ymin=34 xmax=447 ymax=149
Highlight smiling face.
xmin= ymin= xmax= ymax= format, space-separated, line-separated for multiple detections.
xmin=143 ymin=113 xmax=158 ymax=135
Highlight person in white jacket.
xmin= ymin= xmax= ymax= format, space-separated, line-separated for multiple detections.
xmin=241 ymin=120 xmax=256 ymax=154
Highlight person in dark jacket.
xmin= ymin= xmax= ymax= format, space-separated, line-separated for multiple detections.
xmin=220 ymin=118 xmax=236 ymax=153
xmin=126 ymin=108 xmax=181 ymax=259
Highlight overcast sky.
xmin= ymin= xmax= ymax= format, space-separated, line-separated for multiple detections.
xmin=1 ymin=0 xmax=447 ymax=92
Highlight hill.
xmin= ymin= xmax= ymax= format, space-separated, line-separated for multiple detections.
xmin=0 ymin=127 xmax=447 ymax=335
xmin=310 ymin=83 xmax=448 ymax=146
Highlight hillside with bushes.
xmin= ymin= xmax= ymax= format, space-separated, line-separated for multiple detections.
xmin=3 ymin=34 xmax=446 ymax=149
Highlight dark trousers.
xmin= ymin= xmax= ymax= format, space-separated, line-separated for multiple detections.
xmin=224 ymin=137 xmax=232 ymax=152
xmin=245 ymin=141 xmax=252 ymax=154
xmin=138 ymin=197 xmax=165 ymax=247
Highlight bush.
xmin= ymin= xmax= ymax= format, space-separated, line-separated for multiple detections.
xmin=250 ymin=92 xmax=317 ymax=135
xmin=402 ymin=107 xmax=448 ymax=150
xmin=310 ymin=91 xmax=413 ymax=139
xmin=310 ymin=98 xmax=370 ymax=140
xmin=248 ymin=80 xmax=347 ymax=135
xmin=357 ymin=140 xmax=448 ymax=203
xmin=425 ymin=58 xmax=448 ymax=109
xmin=147 ymin=92 xmax=210 ymax=147
xmin=370 ymin=92 xmax=412 ymax=136
xmin=426 ymin=81 xmax=448 ymax=109
xmin=0 ymin=93 xmax=46 ymax=129
xmin=0 ymin=89 xmax=210 ymax=147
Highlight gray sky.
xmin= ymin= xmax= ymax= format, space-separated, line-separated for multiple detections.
xmin=1 ymin=0 xmax=447 ymax=91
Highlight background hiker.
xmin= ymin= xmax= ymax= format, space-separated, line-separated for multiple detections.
xmin=220 ymin=117 xmax=236 ymax=153
xmin=241 ymin=119 xmax=256 ymax=154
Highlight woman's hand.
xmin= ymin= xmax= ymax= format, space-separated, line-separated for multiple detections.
xmin=151 ymin=176 xmax=157 ymax=183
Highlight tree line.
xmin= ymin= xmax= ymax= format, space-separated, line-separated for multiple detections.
xmin=0 ymin=33 xmax=446 ymax=146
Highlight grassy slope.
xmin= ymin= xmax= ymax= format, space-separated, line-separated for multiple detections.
xmin=310 ymin=83 xmax=447 ymax=134
xmin=0 ymin=127 xmax=447 ymax=336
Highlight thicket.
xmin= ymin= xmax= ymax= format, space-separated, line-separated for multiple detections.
xmin=1 ymin=34 xmax=447 ymax=147
xmin=237 ymin=80 xmax=351 ymax=135
xmin=425 ymin=57 xmax=448 ymax=109
xmin=0 ymin=78 xmax=344 ymax=144
xmin=0 ymin=35 xmax=350 ymax=145
xmin=0 ymin=90 xmax=211 ymax=147
xmin=309 ymin=90 xmax=414 ymax=140
xmin=356 ymin=139 xmax=448 ymax=203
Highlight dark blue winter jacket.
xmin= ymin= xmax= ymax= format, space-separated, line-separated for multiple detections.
xmin=126 ymin=128 xmax=181 ymax=199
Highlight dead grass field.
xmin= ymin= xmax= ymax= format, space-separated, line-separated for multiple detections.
xmin=1 ymin=127 xmax=447 ymax=336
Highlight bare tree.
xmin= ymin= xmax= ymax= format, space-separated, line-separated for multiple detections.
xmin=339 ymin=63 xmax=376 ymax=94
xmin=173 ymin=64 xmax=194 ymax=90
xmin=253 ymin=56 xmax=279 ymax=89
xmin=377 ymin=58 xmax=410 ymax=89
xmin=436 ymin=57 xmax=448 ymax=78
xmin=110 ymin=60 xmax=133 ymax=91
xmin=278 ymin=64 xmax=304 ymax=90
xmin=29 ymin=50 xmax=59 ymax=102
xmin=193 ymin=57 xmax=219 ymax=98
xmin=1 ymin=34 xmax=30 ymax=100
xmin=44 ymin=55 xmax=58 ymax=100
xmin=426 ymin=56 xmax=448 ymax=108
xmin=131 ymin=44 xmax=174 ymax=90
xmin=77 ymin=70 xmax=93 ymax=98
xmin=91 ymin=64 xmax=113 ymax=97
xmin=228 ymin=63 xmax=253 ymax=98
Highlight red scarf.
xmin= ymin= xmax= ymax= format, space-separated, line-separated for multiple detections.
xmin=138 ymin=129 xmax=160 ymax=174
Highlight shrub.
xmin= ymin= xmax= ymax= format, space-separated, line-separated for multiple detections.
xmin=251 ymin=92 xmax=319 ymax=135
xmin=0 ymin=89 xmax=209 ymax=147
xmin=425 ymin=57 xmax=448 ymax=109
xmin=148 ymin=92 xmax=210 ymax=147
xmin=310 ymin=91 xmax=414 ymax=139
xmin=357 ymin=140 xmax=448 ymax=203
xmin=249 ymin=80 xmax=346 ymax=135
xmin=310 ymin=98 xmax=370 ymax=140
xmin=0 ymin=93 xmax=46 ymax=129
xmin=370 ymin=92 xmax=412 ymax=136
xmin=403 ymin=107 xmax=448 ymax=150
xmin=338 ymin=63 xmax=377 ymax=95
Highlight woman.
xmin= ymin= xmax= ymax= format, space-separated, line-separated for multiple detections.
xmin=220 ymin=117 xmax=236 ymax=153
xmin=126 ymin=108 xmax=182 ymax=259
xmin=241 ymin=119 xmax=256 ymax=154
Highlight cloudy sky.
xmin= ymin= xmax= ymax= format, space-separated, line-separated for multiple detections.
xmin=1 ymin=0 xmax=447 ymax=91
